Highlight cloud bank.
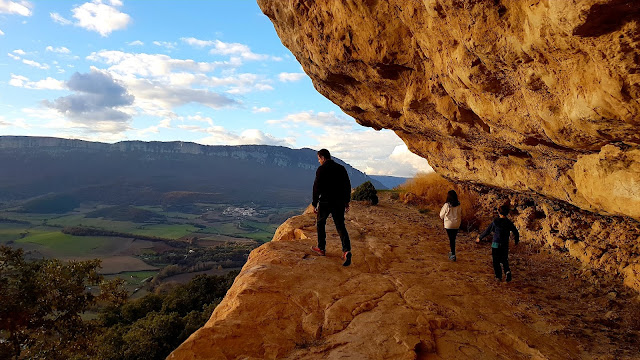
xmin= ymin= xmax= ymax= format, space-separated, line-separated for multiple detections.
xmin=44 ymin=70 xmax=134 ymax=133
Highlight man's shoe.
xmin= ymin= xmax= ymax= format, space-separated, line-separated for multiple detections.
xmin=505 ymin=271 xmax=512 ymax=282
xmin=495 ymin=277 xmax=502 ymax=283
xmin=342 ymin=251 xmax=352 ymax=266
xmin=449 ymin=253 xmax=456 ymax=262
xmin=311 ymin=246 xmax=325 ymax=256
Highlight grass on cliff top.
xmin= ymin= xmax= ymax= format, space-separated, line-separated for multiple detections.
xmin=397 ymin=172 xmax=481 ymax=231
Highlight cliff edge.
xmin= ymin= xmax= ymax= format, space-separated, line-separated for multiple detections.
xmin=257 ymin=0 xmax=640 ymax=221
xmin=168 ymin=195 xmax=639 ymax=359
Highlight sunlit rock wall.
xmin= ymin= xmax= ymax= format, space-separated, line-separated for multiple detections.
xmin=258 ymin=0 xmax=640 ymax=220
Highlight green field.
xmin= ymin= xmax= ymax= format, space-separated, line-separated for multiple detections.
xmin=200 ymin=222 xmax=252 ymax=236
xmin=1 ymin=204 xmax=294 ymax=291
xmin=14 ymin=227 xmax=140 ymax=258
xmin=16 ymin=229 xmax=113 ymax=256
xmin=46 ymin=214 xmax=203 ymax=240
xmin=47 ymin=214 xmax=139 ymax=232
xmin=241 ymin=220 xmax=278 ymax=232
xmin=131 ymin=224 xmax=200 ymax=239
xmin=1 ymin=212 xmax=53 ymax=224
xmin=195 ymin=221 xmax=278 ymax=242
xmin=136 ymin=206 xmax=201 ymax=220
xmin=0 ymin=224 xmax=27 ymax=244
xmin=242 ymin=231 xmax=276 ymax=243
xmin=115 ymin=270 xmax=159 ymax=285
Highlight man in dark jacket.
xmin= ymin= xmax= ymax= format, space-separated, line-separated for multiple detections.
xmin=311 ymin=149 xmax=352 ymax=266
xmin=477 ymin=204 xmax=519 ymax=282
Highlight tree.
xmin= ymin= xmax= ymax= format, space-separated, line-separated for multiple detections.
xmin=352 ymin=181 xmax=379 ymax=205
xmin=121 ymin=312 xmax=184 ymax=360
xmin=0 ymin=246 xmax=127 ymax=360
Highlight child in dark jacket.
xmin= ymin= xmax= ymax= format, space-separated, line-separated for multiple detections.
xmin=476 ymin=204 xmax=519 ymax=282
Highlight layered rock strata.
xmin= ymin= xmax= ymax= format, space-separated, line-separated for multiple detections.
xmin=169 ymin=197 xmax=640 ymax=359
xmin=257 ymin=0 xmax=640 ymax=221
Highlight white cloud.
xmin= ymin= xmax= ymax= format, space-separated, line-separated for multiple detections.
xmin=0 ymin=0 xmax=33 ymax=16
xmin=137 ymin=118 xmax=171 ymax=135
xmin=71 ymin=0 xmax=131 ymax=37
xmin=252 ymin=106 xmax=272 ymax=113
xmin=127 ymin=40 xmax=144 ymax=46
xmin=153 ymin=41 xmax=176 ymax=49
xmin=46 ymin=46 xmax=71 ymax=54
xmin=0 ymin=29 xmax=5 ymax=35
xmin=181 ymin=37 xmax=215 ymax=47
xmin=179 ymin=115 xmax=214 ymax=126
xmin=314 ymin=128 xmax=432 ymax=177
xmin=267 ymin=111 xmax=351 ymax=129
xmin=7 ymin=52 xmax=20 ymax=60
xmin=177 ymin=124 xmax=202 ymax=131
xmin=50 ymin=12 xmax=72 ymax=25
xmin=172 ymin=116 xmax=292 ymax=146
xmin=13 ymin=49 xmax=25 ymax=55
xmin=9 ymin=74 xmax=66 ymax=89
xmin=0 ymin=116 xmax=30 ymax=129
xmin=278 ymin=72 xmax=306 ymax=82
xmin=22 ymin=59 xmax=50 ymax=70
xmin=87 ymin=50 xmax=236 ymax=77
xmin=125 ymin=77 xmax=237 ymax=111
xmin=237 ymin=129 xmax=292 ymax=146
xmin=210 ymin=40 xmax=276 ymax=61
xmin=386 ymin=145 xmax=434 ymax=175
xmin=197 ymin=127 xmax=293 ymax=147
xmin=42 ymin=119 xmax=131 ymax=141
xmin=211 ymin=74 xmax=272 ymax=94
xmin=22 ymin=107 xmax=65 ymax=120
xmin=84 ymin=50 xmax=281 ymax=114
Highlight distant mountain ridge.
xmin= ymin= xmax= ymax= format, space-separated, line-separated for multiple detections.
xmin=368 ymin=175 xmax=409 ymax=189
xmin=0 ymin=136 xmax=385 ymax=208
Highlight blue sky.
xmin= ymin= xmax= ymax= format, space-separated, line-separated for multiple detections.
xmin=0 ymin=0 xmax=432 ymax=176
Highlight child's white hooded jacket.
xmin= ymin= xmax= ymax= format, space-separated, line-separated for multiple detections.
xmin=439 ymin=202 xmax=461 ymax=229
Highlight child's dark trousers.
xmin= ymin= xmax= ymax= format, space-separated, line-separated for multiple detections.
xmin=492 ymin=246 xmax=510 ymax=279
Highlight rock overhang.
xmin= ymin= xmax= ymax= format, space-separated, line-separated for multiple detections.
xmin=257 ymin=0 xmax=640 ymax=220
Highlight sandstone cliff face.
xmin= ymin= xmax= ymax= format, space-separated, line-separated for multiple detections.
xmin=257 ymin=0 xmax=640 ymax=220
xmin=169 ymin=197 xmax=640 ymax=359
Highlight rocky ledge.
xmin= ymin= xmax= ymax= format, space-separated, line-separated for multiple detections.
xmin=168 ymin=196 xmax=639 ymax=359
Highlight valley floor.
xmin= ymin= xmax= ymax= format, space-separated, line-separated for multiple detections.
xmin=169 ymin=193 xmax=640 ymax=360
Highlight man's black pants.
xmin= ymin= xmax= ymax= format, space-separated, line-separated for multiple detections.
xmin=316 ymin=202 xmax=351 ymax=253
xmin=492 ymin=246 xmax=510 ymax=279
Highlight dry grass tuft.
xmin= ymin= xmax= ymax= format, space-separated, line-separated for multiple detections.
xmin=398 ymin=172 xmax=481 ymax=231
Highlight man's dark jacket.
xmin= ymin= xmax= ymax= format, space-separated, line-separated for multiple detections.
xmin=312 ymin=159 xmax=351 ymax=208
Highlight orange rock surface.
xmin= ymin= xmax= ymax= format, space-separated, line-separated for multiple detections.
xmin=168 ymin=196 xmax=639 ymax=359
xmin=257 ymin=0 xmax=640 ymax=220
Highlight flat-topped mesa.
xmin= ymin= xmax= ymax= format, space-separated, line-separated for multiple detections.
xmin=257 ymin=0 xmax=640 ymax=220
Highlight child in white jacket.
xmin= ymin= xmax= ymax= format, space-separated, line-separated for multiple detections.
xmin=440 ymin=190 xmax=461 ymax=261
